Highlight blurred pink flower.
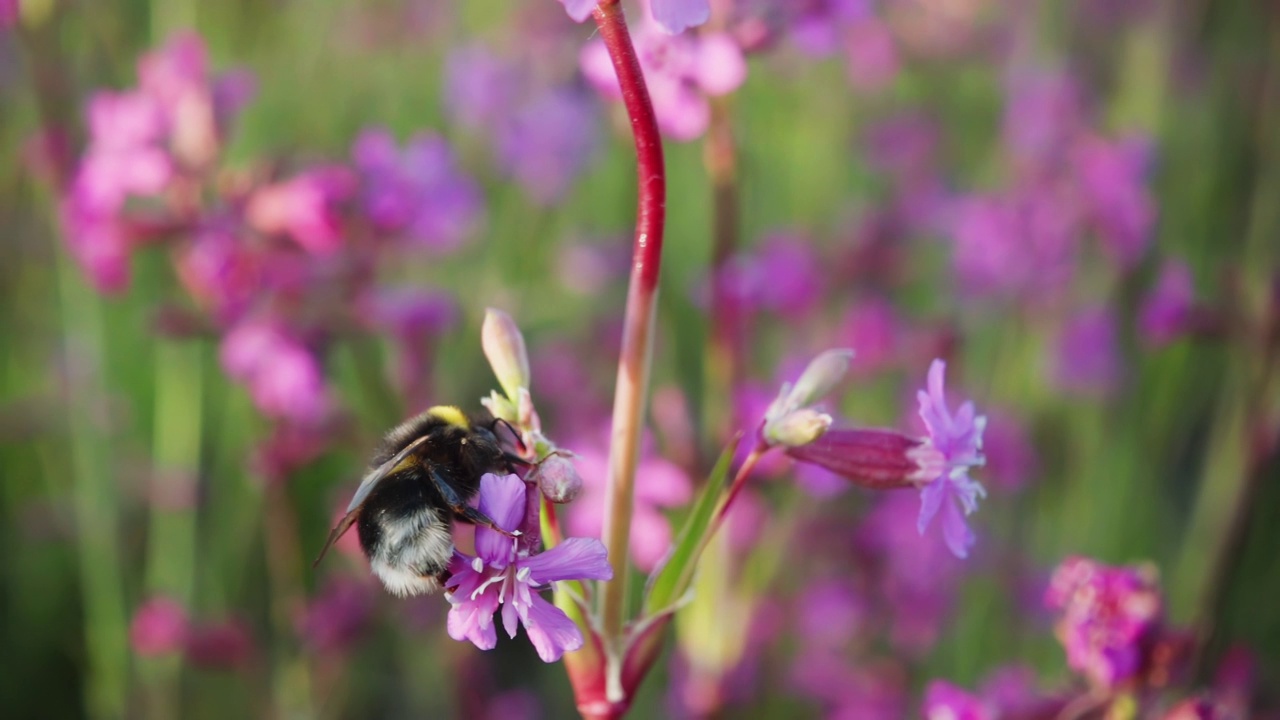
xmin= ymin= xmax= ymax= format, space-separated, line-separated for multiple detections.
xmin=246 ymin=165 xmax=355 ymax=256
xmin=950 ymin=188 xmax=1080 ymax=302
xmin=1 ymin=0 xmax=18 ymax=28
xmin=175 ymin=229 xmax=260 ymax=323
xmin=1139 ymin=259 xmax=1195 ymax=347
xmin=130 ymin=597 xmax=190 ymax=656
xmin=445 ymin=474 xmax=612 ymax=662
xmin=582 ymin=20 xmax=746 ymax=141
xmin=842 ymin=296 xmax=900 ymax=375
xmin=1075 ymin=134 xmax=1157 ymax=269
xmin=498 ymin=88 xmax=600 ymax=205
xmin=565 ymin=430 xmax=693 ymax=571
xmin=1045 ymin=556 xmax=1163 ymax=689
xmin=220 ymin=320 xmax=330 ymax=424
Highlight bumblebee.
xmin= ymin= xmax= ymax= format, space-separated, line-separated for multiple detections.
xmin=314 ymin=406 xmax=524 ymax=596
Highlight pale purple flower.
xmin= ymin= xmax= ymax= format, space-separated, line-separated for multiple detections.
xmin=445 ymin=474 xmax=612 ymax=662
xmin=443 ymin=44 xmax=521 ymax=131
xmin=175 ymin=229 xmax=260 ymax=323
xmin=1045 ymin=556 xmax=1163 ymax=689
xmin=137 ymin=31 xmax=220 ymax=166
xmin=220 ymin=320 xmax=330 ymax=424
xmin=913 ymin=359 xmax=987 ymax=559
xmin=557 ymin=0 xmax=709 ymax=35
xmin=130 ymin=597 xmax=189 ymax=656
xmin=1051 ymin=307 xmax=1121 ymax=395
xmin=924 ymin=681 xmax=991 ymax=720
xmin=498 ymin=88 xmax=600 ymax=205
xmin=75 ymin=91 xmax=172 ymax=212
xmin=1003 ymin=69 xmax=1085 ymax=173
xmin=1139 ymin=259 xmax=1195 ymax=347
xmin=582 ymin=20 xmax=746 ymax=141
xmin=950 ymin=188 xmax=1080 ymax=302
xmin=352 ymin=128 xmax=482 ymax=251
xmin=59 ymin=201 xmax=133 ymax=293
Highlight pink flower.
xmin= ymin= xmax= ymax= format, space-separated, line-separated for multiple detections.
xmin=913 ymin=359 xmax=987 ymax=559
xmin=445 ymin=474 xmax=612 ymax=662
xmin=246 ymin=165 xmax=355 ymax=256
xmin=220 ymin=320 xmax=330 ymax=424
xmin=130 ymin=597 xmax=190 ymax=656
xmin=1045 ymin=556 xmax=1163 ymax=689
xmin=582 ymin=20 xmax=745 ymax=141
xmin=566 ymin=435 xmax=692 ymax=571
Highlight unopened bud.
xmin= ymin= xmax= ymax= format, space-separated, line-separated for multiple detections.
xmin=785 ymin=428 xmax=922 ymax=490
xmin=482 ymin=308 xmax=530 ymax=401
xmin=789 ymin=349 xmax=854 ymax=409
xmin=762 ymin=409 xmax=832 ymax=447
xmin=533 ymin=454 xmax=584 ymax=504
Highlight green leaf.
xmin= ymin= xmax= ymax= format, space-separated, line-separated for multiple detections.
xmin=642 ymin=435 xmax=740 ymax=616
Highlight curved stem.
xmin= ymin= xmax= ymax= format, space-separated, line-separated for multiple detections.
xmin=593 ymin=0 xmax=667 ymax=660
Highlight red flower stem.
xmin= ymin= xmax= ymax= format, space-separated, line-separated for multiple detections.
xmin=592 ymin=0 xmax=667 ymax=660
xmin=710 ymin=441 xmax=769 ymax=537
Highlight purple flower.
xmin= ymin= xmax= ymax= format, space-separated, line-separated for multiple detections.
xmin=1045 ymin=556 xmax=1163 ymax=689
xmin=841 ymin=297 xmax=900 ymax=376
xmin=1139 ymin=259 xmax=1195 ymax=347
xmin=445 ymin=474 xmax=612 ymax=662
xmin=950 ymin=188 xmax=1080 ymax=302
xmin=498 ymin=88 xmax=600 ymax=206
xmin=913 ymin=359 xmax=987 ymax=559
xmin=443 ymin=44 xmax=520 ymax=131
xmin=1075 ymin=134 xmax=1156 ymax=269
xmin=1051 ymin=306 xmax=1121 ymax=396
xmin=352 ymin=128 xmax=483 ymax=251
xmin=981 ymin=410 xmax=1038 ymax=492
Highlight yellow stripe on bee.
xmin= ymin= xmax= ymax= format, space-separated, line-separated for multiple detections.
xmin=427 ymin=405 xmax=470 ymax=430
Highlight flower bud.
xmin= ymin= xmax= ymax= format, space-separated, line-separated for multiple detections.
xmin=762 ymin=408 xmax=832 ymax=447
xmin=532 ymin=454 xmax=584 ymax=504
xmin=785 ymin=428 xmax=922 ymax=490
xmin=788 ymin=349 xmax=854 ymax=409
xmin=764 ymin=349 xmax=854 ymax=423
xmin=482 ymin=308 xmax=530 ymax=401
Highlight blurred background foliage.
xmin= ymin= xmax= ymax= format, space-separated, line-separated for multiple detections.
xmin=1 ymin=0 xmax=1278 ymax=718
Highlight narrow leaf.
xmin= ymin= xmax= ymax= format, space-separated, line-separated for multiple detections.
xmin=642 ymin=435 xmax=740 ymax=616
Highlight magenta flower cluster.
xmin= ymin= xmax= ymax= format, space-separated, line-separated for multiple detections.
xmin=61 ymin=33 xmax=483 ymax=466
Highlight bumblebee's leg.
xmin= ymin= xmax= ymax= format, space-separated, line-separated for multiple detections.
xmin=426 ymin=468 xmax=521 ymax=538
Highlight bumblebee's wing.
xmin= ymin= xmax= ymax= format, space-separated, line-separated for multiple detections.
xmin=312 ymin=435 xmax=430 ymax=568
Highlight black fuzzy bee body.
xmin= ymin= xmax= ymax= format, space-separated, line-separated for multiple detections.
xmin=314 ymin=406 xmax=521 ymax=597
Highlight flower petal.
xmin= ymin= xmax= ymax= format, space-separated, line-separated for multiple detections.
xmin=940 ymin=496 xmax=975 ymax=559
xmin=650 ymin=0 xmax=710 ymax=35
xmin=446 ymin=587 xmax=499 ymax=650
xmin=518 ymin=594 xmax=585 ymax=663
xmin=916 ymin=475 xmax=947 ymax=535
xmin=558 ymin=0 xmax=597 ymax=23
xmin=475 ymin=473 xmax=525 ymax=562
xmin=522 ymin=537 xmax=613 ymax=584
